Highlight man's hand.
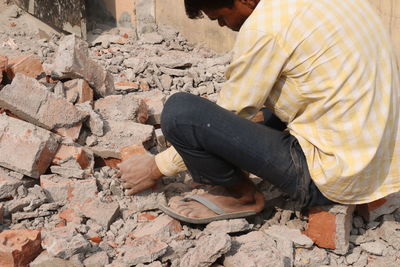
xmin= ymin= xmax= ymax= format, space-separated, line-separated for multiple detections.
xmin=117 ymin=153 xmax=163 ymax=195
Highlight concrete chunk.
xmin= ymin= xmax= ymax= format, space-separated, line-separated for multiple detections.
xmin=40 ymin=175 xmax=97 ymax=203
xmin=0 ymin=170 xmax=22 ymax=200
xmin=224 ymin=231 xmax=286 ymax=267
xmin=75 ymin=102 xmax=104 ymax=137
xmin=50 ymin=35 xmax=115 ymax=97
xmin=120 ymin=236 xmax=168 ymax=266
xmin=0 ymin=114 xmax=60 ymax=178
xmin=79 ymin=198 xmax=120 ymax=230
xmin=30 ymin=250 xmax=83 ymax=267
xmin=264 ymin=225 xmax=314 ymax=248
xmin=94 ymin=93 xmax=148 ymax=123
xmin=0 ymin=74 xmax=88 ymax=131
xmin=132 ymin=214 xmax=182 ymax=241
xmin=64 ymin=79 xmax=94 ymax=104
xmin=90 ymin=120 xmax=154 ymax=158
xmin=204 ymin=219 xmax=251 ymax=235
xmin=181 ymin=233 xmax=231 ymax=267
xmin=42 ymin=227 xmax=90 ymax=259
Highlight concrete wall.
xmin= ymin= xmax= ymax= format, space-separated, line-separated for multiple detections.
xmin=98 ymin=0 xmax=136 ymax=28
xmin=155 ymin=0 xmax=237 ymax=53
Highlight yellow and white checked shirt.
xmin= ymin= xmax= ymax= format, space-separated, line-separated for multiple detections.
xmin=155 ymin=0 xmax=400 ymax=204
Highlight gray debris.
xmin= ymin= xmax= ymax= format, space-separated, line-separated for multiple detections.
xmin=264 ymin=225 xmax=314 ymax=248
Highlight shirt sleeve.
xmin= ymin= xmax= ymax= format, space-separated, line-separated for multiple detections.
xmin=155 ymin=146 xmax=187 ymax=176
xmin=217 ymin=29 xmax=288 ymax=119
xmin=155 ymin=30 xmax=288 ymax=177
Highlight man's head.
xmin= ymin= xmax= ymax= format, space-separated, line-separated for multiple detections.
xmin=184 ymin=0 xmax=259 ymax=31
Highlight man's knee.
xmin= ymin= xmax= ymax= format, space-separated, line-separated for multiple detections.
xmin=161 ymin=92 xmax=196 ymax=137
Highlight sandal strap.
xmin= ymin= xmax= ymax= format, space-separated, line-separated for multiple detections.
xmin=182 ymin=195 xmax=226 ymax=215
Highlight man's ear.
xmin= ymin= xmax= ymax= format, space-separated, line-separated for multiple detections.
xmin=238 ymin=0 xmax=259 ymax=9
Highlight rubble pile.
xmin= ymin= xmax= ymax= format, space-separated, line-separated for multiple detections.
xmin=1 ymin=2 xmax=400 ymax=267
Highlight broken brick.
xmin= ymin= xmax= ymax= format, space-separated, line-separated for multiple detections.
xmin=40 ymin=174 xmax=98 ymax=203
xmin=58 ymin=208 xmax=83 ymax=225
xmin=0 ymin=74 xmax=88 ymax=132
xmin=132 ymin=214 xmax=182 ymax=241
xmin=356 ymin=192 xmax=400 ymax=222
xmin=49 ymin=35 xmax=115 ymax=98
xmin=120 ymin=144 xmax=147 ymax=161
xmin=304 ymin=205 xmax=355 ymax=255
xmin=94 ymin=93 xmax=148 ymax=123
xmin=120 ymin=236 xmax=168 ymax=266
xmin=0 ymin=229 xmax=42 ymax=267
xmin=0 ymin=114 xmax=60 ymax=178
xmin=0 ymin=170 xmax=22 ymax=200
xmin=133 ymin=90 xmax=165 ymax=125
xmin=52 ymin=144 xmax=92 ymax=170
xmin=54 ymin=123 xmax=83 ymax=141
xmin=0 ymin=203 xmax=4 ymax=224
xmin=64 ymin=79 xmax=94 ymax=104
xmin=90 ymin=120 xmax=154 ymax=159
xmin=79 ymin=198 xmax=120 ymax=230
xmin=6 ymin=54 xmax=44 ymax=80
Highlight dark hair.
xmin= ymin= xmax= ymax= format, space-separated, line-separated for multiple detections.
xmin=184 ymin=0 xmax=235 ymax=19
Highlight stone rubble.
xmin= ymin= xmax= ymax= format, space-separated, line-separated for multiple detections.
xmin=0 ymin=1 xmax=400 ymax=266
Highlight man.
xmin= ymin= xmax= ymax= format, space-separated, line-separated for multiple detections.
xmin=118 ymin=0 xmax=400 ymax=224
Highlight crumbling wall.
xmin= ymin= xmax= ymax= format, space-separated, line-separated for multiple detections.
xmin=13 ymin=0 xmax=86 ymax=38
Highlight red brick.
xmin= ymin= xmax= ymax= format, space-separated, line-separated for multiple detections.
xmin=6 ymin=54 xmax=44 ymax=80
xmin=304 ymin=205 xmax=354 ymax=255
xmin=0 ymin=114 xmax=60 ymax=178
xmin=356 ymin=192 xmax=400 ymax=221
xmin=64 ymin=79 xmax=94 ymax=104
xmin=52 ymin=144 xmax=91 ymax=170
xmin=137 ymin=212 xmax=157 ymax=222
xmin=58 ymin=208 xmax=82 ymax=224
xmin=54 ymin=123 xmax=83 ymax=142
xmin=0 ymin=229 xmax=42 ymax=267
xmin=120 ymin=144 xmax=147 ymax=161
xmin=133 ymin=90 xmax=165 ymax=125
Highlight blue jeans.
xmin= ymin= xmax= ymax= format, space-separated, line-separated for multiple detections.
xmin=161 ymin=93 xmax=335 ymax=208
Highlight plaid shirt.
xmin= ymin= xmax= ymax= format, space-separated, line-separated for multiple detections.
xmin=155 ymin=0 xmax=400 ymax=204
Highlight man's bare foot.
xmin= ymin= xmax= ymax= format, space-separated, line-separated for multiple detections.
xmin=169 ymin=178 xmax=265 ymax=219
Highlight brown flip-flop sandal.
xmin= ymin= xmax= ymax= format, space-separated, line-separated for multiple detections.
xmin=159 ymin=195 xmax=258 ymax=224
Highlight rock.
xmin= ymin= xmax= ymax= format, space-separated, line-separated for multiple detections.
xmin=0 ymin=169 xmax=22 ymax=200
xmin=75 ymin=102 xmax=104 ymax=137
xmin=293 ymin=247 xmax=329 ymax=267
xmin=376 ymin=221 xmax=400 ymax=250
xmin=223 ymin=231 xmax=286 ymax=267
xmin=50 ymin=35 xmax=115 ymax=97
xmin=0 ymin=229 xmax=42 ymax=267
xmin=141 ymin=32 xmax=164 ymax=44
xmin=264 ymin=225 xmax=314 ymax=248
xmin=346 ymin=246 xmax=362 ymax=265
xmin=204 ymin=219 xmax=251 ymax=234
xmin=181 ymin=233 xmax=231 ymax=267
xmin=120 ymin=236 xmax=168 ymax=265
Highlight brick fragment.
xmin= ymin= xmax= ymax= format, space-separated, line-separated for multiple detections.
xmin=30 ymin=250 xmax=83 ymax=267
xmin=133 ymin=90 xmax=165 ymax=125
xmin=52 ymin=144 xmax=92 ymax=170
xmin=6 ymin=54 xmax=44 ymax=80
xmin=79 ymin=198 xmax=120 ymax=230
xmin=90 ymin=120 xmax=154 ymax=158
xmin=40 ymin=174 xmax=98 ymax=203
xmin=50 ymin=35 xmax=115 ymax=97
xmin=356 ymin=192 xmax=400 ymax=222
xmin=0 ymin=229 xmax=42 ymax=267
xmin=132 ymin=214 xmax=182 ymax=241
xmin=120 ymin=236 xmax=168 ymax=266
xmin=64 ymin=79 xmax=94 ymax=104
xmin=120 ymin=144 xmax=147 ymax=161
xmin=0 ymin=114 xmax=60 ymax=178
xmin=94 ymin=93 xmax=148 ymax=123
xmin=0 ymin=74 xmax=88 ymax=132
xmin=58 ymin=208 xmax=83 ymax=225
xmin=304 ymin=205 xmax=355 ymax=255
